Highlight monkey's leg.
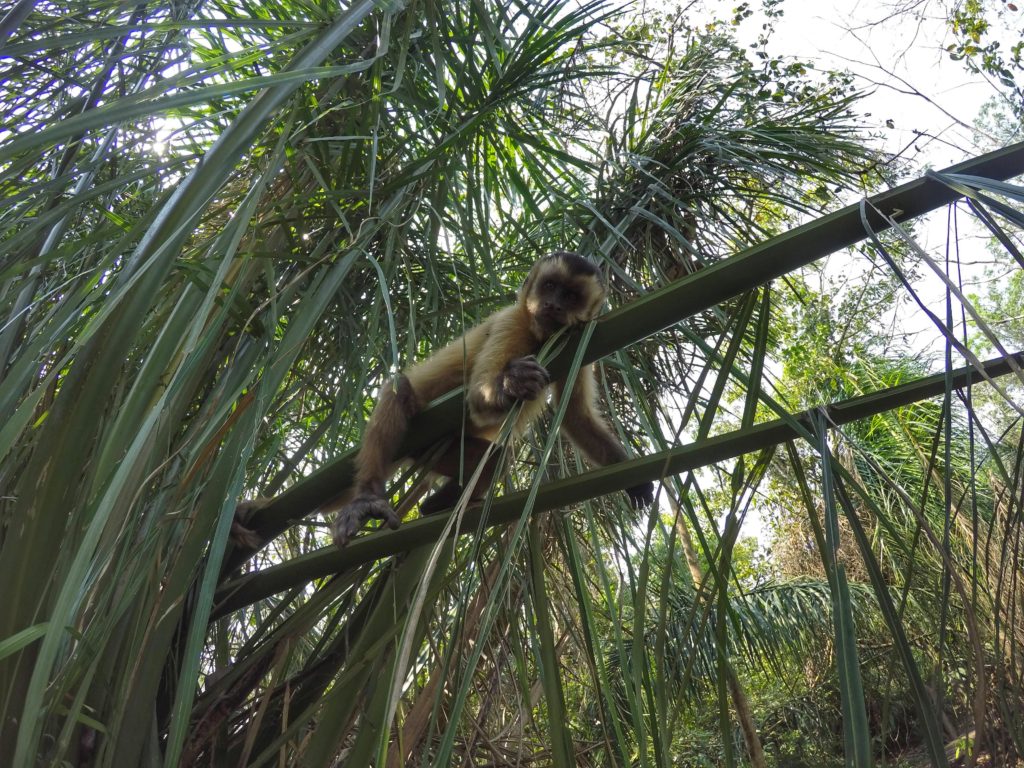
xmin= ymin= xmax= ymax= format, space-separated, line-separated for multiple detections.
xmin=333 ymin=376 xmax=419 ymax=547
xmin=419 ymin=437 xmax=497 ymax=515
xmin=557 ymin=370 xmax=655 ymax=509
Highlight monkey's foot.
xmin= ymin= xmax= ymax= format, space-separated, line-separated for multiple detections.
xmin=419 ymin=480 xmax=463 ymax=516
xmin=332 ymin=494 xmax=402 ymax=548
xmin=230 ymin=497 xmax=272 ymax=550
xmin=625 ymin=481 xmax=656 ymax=510
xmin=498 ymin=355 xmax=551 ymax=404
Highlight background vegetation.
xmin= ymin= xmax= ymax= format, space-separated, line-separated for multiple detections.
xmin=1 ymin=0 xmax=1022 ymax=766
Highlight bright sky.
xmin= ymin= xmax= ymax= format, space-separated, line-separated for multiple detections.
xmin=700 ymin=0 xmax=1024 ymax=553
xmin=743 ymin=0 xmax=1021 ymax=352
xmin=752 ymin=0 xmax=1018 ymax=165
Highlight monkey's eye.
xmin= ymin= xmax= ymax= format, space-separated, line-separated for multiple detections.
xmin=543 ymin=279 xmax=556 ymax=291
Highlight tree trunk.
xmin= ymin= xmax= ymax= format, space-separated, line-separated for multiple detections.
xmin=671 ymin=493 xmax=768 ymax=768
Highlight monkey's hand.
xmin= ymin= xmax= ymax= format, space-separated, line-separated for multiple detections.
xmin=332 ymin=494 xmax=402 ymax=548
xmin=625 ymin=481 xmax=655 ymax=509
xmin=497 ymin=355 xmax=551 ymax=407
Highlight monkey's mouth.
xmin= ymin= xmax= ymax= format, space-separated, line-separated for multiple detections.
xmin=538 ymin=310 xmax=568 ymax=330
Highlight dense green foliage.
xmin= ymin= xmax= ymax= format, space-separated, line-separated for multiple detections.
xmin=1 ymin=1 xmax=1023 ymax=766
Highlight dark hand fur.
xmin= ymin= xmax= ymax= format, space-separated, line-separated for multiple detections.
xmin=496 ymin=355 xmax=551 ymax=407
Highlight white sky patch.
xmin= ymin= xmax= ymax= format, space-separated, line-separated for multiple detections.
xmin=747 ymin=0 xmax=1019 ymax=162
xmin=739 ymin=0 xmax=1021 ymax=364
xmin=683 ymin=0 xmax=1024 ymax=556
xmin=757 ymin=1 xmax=1022 ymax=360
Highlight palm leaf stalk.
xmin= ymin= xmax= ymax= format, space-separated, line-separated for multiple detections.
xmin=234 ymin=142 xmax=1024 ymax=557
xmin=214 ymin=350 xmax=1024 ymax=613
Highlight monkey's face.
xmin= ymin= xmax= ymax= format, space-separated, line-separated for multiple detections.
xmin=522 ymin=253 xmax=606 ymax=339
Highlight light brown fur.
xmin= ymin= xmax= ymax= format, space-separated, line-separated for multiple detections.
xmin=331 ymin=252 xmax=653 ymax=547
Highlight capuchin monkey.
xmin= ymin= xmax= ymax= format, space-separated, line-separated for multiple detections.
xmin=331 ymin=251 xmax=654 ymax=547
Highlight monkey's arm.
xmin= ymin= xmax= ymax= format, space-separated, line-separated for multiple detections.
xmin=466 ymin=309 xmax=549 ymax=428
xmin=556 ymin=365 xmax=655 ymax=509
xmin=330 ymin=375 xmax=419 ymax=546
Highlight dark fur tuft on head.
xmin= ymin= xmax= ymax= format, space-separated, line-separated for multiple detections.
xmin=544 ymin=251 xmax=602 ymax=281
